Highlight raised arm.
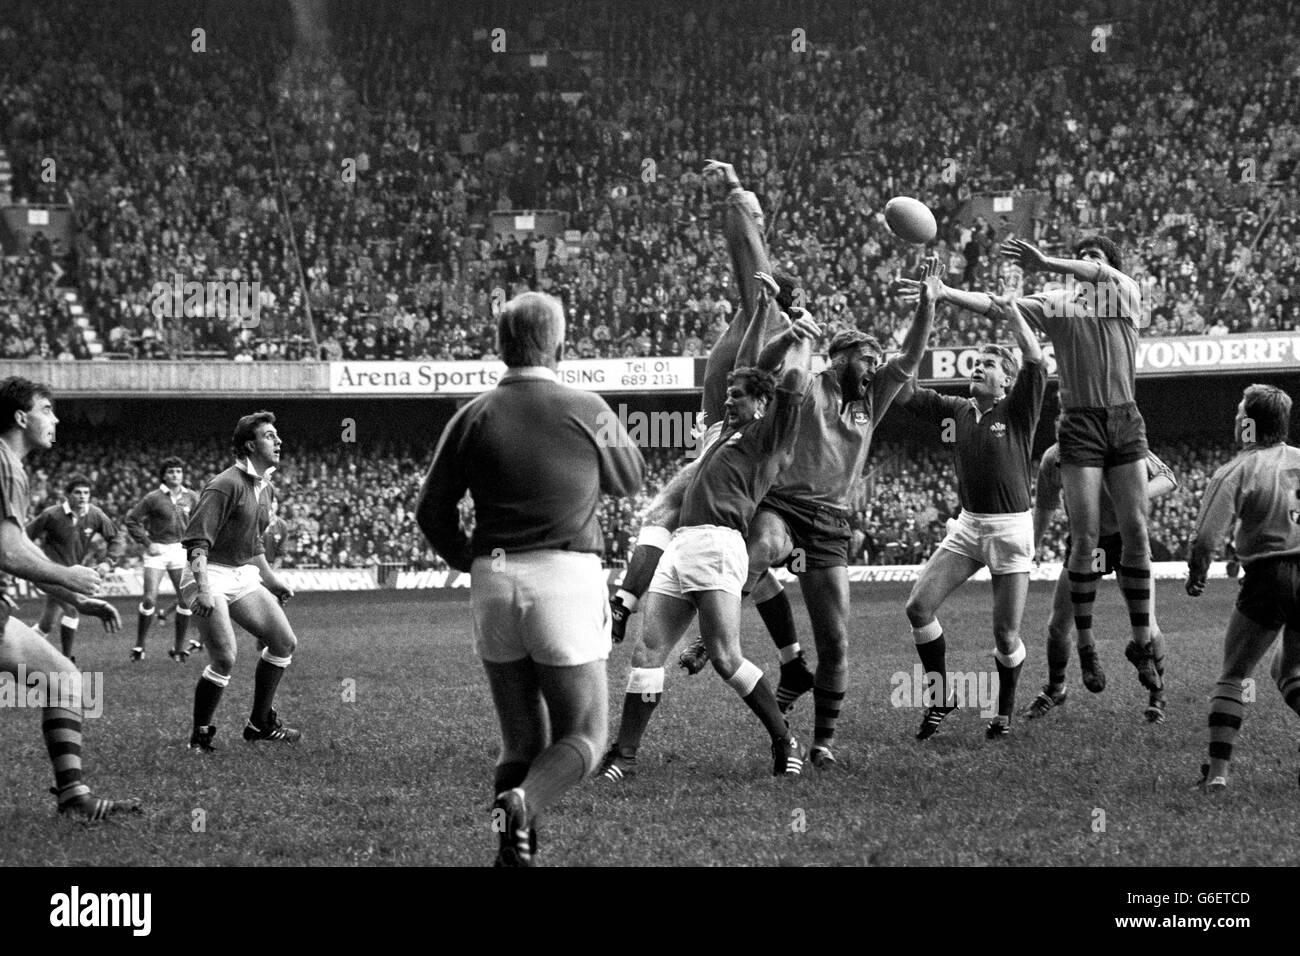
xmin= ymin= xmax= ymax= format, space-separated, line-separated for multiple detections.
xmin=743 ymin=272 xmax=790 ymax=371
xmin=895 ymin=258 xmax=942 ymax=375
xmin=997 ymin=296 xmax=1044 ymax=365
xmin=1001 ymin=238 xmax=1105 ymax=283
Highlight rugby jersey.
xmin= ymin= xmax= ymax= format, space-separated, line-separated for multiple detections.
xmin=27 ymin=502 xmax=125 ymax=566
xmin=1191 ymin=442 xmax=1300 ymax=571
xmin=126 ymin=484 xmax=200 ymax=547
xmin=899 ymin=358 xmax=1047 ymax=514
xmin=182 ymin=460 xmax=275 ymax=567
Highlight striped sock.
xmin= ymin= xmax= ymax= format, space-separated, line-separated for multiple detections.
xmin=1207 ymin=679 xmax=1245 ymax=779
xmin=813 ymin=681 xmax=846 ymax=747
xmin=43 ymin=706 xmax=90 ymax=805
xmin=1117 ymin=561 xmax=1153 ymax=647
xmin=1068 ymin=570 xmax=1102 ymax=648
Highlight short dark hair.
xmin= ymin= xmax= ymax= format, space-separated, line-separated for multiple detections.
xmin=727 ymin=366 xmax=777 ymax=406
xmin=64 ymin=474 xmax=91 ymax=495
xmin=1074 ymin=234 xmax=1123 ymax=272
xmin=0 ymin=377 xmax=52 ymax=432
xmin=232 ymin=410 xmax=276 ymax=457
xmin=158 ymin=455 xmax=186 ymax=480
xmin=979 ymin=344 xmax=1020 ymax=383
xmin=1242 ymin=384 xmax=1292 ymax=445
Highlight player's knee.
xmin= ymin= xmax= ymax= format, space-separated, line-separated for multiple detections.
xmin=708 ymin=646 xmax=743 ymax=679
xmin=904 ymin=594 xmax=933 ymax=627
xmin=993 ymin=626 xmax=1020 ymax=652
xmin=1047 ymin=618 xmax=1071 ymax=642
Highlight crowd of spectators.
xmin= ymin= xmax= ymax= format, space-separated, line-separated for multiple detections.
xmin=28 ymin=431 xmax=1237 ymax=573
xmin=1 ymin=0 xmax=1297 ymax=362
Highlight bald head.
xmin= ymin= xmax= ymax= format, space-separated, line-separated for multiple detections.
xmin=498 ymin=292 xmax=565 ymax=369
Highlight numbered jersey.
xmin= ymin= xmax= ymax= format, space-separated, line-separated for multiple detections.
xmin=1193 ymin=443 xmax=1300 ymax=567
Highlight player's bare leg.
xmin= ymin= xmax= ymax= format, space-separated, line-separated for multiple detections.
xmin=1025 ymin=573 xmax=1078 ymax=717
xmin=0 ymin=617 xmax=141 ymax=819
xmin=906 ymin=548 xmax=981 ymax=738
xmin=696 ymin=589 xmax=801 ymax=776
xmin=188 ymin=595 xmax=237 ymax=752
xmin=1105 ymin=458 xmax=1161 ymax=692
xmin=800 ymin=566 xmax=851 ymax=767
xmin=987 ymin=572 xmax=1029 ymax=737
xmin=36 ymin=595 xmax=59 ymax=641
xmin=228 ymin=589 xmax=300 ymax=742
xmin=745 ymin=509 xmax=812 ymax=702
xmin=137 ymin=565 xmax=163 ymax=660
xmin=601 ymin=591 xmax=695 ymax=781
xmin=167 ymin=566 xmax=197 ymax=658
xmin=56 ymin=601 xmax=79 ymax=662
xmin=1200 ymin=610 xmax=1281 ymax=791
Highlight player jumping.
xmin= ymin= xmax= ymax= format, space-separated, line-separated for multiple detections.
xmin=1187 ymin=384 xmax=1300 ymax=791
xmin=125 ymin=456 xmax=199 ymax=662
xmin=0 ymin=376 xmax=140 ymax=820
xmin=892 ymin=282 xmax=1047 ymax=739
xmin=182 ymin=411 xmax=301 ymax=752
xmin=598 ymin=313 xmax=817 ymax=780
xmin=1023 ymin=414 xmax=1178 ymax=722
xmin=933 ymin=235 xmax=1164 ymax=695
xmin=27 ymin=475 xmax=125 ymax=663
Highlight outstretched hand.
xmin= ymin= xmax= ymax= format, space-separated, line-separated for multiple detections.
xmin=1000 ymin=238 xmax=1049 ymax=272
xmin=703 ymin=159 xmax=741 ymax=188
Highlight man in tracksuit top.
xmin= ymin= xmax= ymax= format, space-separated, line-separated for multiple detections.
xmin=181 ymin=411 xmax=300 ymax=753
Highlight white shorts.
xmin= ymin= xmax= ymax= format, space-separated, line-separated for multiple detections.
xmin=937 ymin=510 xmax=1035 ymax=575
xmin=143 ymin=542 xmax=187 ymax=571
xmin=179 ymin=563 xmax=264 ymax=605
xmin=471 ymin=550 xmax=611 ymax=667
xmin=648 ymin=525 xmax=748 ymax=598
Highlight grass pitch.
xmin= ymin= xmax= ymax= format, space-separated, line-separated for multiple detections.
xmin=2 ymin=580 xmax=1297 ymax=867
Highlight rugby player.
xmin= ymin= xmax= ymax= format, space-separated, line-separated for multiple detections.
xmin=893 ymin=286 xmax=1047 ymax=739
xmin=419 ymin=292 xmax=644 ymax=867
xmin=610 ymin=159 xmax=814 ymax=708
xmin=124 ymin=455 xmax=199 ymax=662
xmin=27 ymin=475 xmax=125 ymax=663
xmin=1187 ymin=385 xmax=1300 ymax=791
xmin=931 ymin=236 xmax=1164 ymax=694
xmin=598 ymin=314 xmax=817 ymax=781
xmin=1023 ymin=415 xmax=1177 ymax=722
xmin=181 ymin=411 xmax=301 ymax=753
xmin=0 ymin=377 xmax=140 ymax=820
xmin=700 ymin=256 xmax=940 ymax=769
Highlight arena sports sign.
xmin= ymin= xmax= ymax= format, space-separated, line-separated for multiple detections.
xmin=916 ymin=332 xmax=1300 ymax=383
xmin=329 ymin=357 xmax=699 ymax=395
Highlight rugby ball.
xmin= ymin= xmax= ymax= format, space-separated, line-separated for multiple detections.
xmin=884 ymin=196 xmax=937 ymax=244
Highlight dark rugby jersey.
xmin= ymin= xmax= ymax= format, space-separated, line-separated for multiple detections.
xmin=126 ymin=485 xmax=200 ymax=547
xmin=679 ymin=386 xmax=802 ymax=535
xmin=27 ymin=502 xmax=125 ymax=566
xmin=182 ymin=461 xmax=275 ymax=567
xmin=0 ymin=438 xmax=30 ymax=527
xmin=768 ymin=358 xmax=912 ymax=511
xmin=900 ymin=358 xmax=1047 ymax=514
xmin=1192 ymin=443 xmax=1300 ymax=569
xmin=420 ymin=367 xmax=645 ymax=572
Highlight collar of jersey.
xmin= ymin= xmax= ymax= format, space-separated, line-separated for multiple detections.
xmin=236 ymin=458 xmax=276 ymax=483
xmin=501 ymin=366 xmax=558 ymax=383
xmin=160 ymin=483 xmax=191 ymax=497
xmin=61 ymin=500 xmax=86 ymax=517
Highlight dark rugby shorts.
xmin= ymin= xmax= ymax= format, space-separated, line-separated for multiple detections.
xmin=1059 ymin=402 xmax=1148 ymax=469
xmin=757 ymin=495 xmax=852 ymax=570
xmin=1237 ymin=557 xmax=1300 ymax=630
xmin=1064 ymin=532 xmax=1124 ymax=577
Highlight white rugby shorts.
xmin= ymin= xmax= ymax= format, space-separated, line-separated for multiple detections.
xmin=648 ymin=525 xmax=748 ymax=598
xmin=179 ymin=562 xmax=264 ymax=605
xmin=143 ymin=541 xmax=187 ymax=571
xmin=937 ymin=509 xmax=1035 ymax=575
xmin=471 ymin=550 xmax=611 ymax=667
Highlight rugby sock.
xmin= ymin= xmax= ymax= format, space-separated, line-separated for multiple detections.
xmin=1046 ymin=624 xmax=1070 ymax=691
xmin=1207 ymin=679 xmax=1245 ymax=779
xmin=756 ymin=590 xmax=799 ymax=659
xmin=1068 ymin=569 xmax=1102 ymax=648
xmin=1280 ymin=674 xmax=1300 ymax=718
xmin=42 ymin=706 xmax=90 ymax=804
xmin=617 ymin=667 xmax=664 ymax=758
xmin=620 ymin=527 xmax=672 ymax=602
xmin=137 ymin=602 xmax=156 ymax=649
xmin=251 ymin=650 xmax=292 ymax=729
xmin=174 ymin=605 xmax=193 ymax=650
xmin=912 ymin=620 xmax=950 ymax=705
xmin=812 ymin=679 xmax=846 ymax=748
xmin=723 ymin=659 xmax=787 ymax=741
xmin=519 ymin=734 xmax=595 ymax=816
xmin=1117 ymin=560 xmax=1153 ymax=647
xmin=59 ymin=616 xmax=78 ymax=659
xmin=494 ymin=760 xmax=531 ymax=797
xmin=193 ymin=666 xmax=230 ymax=729
xmin=995 ymin=641 xmax=1027 ymax=719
